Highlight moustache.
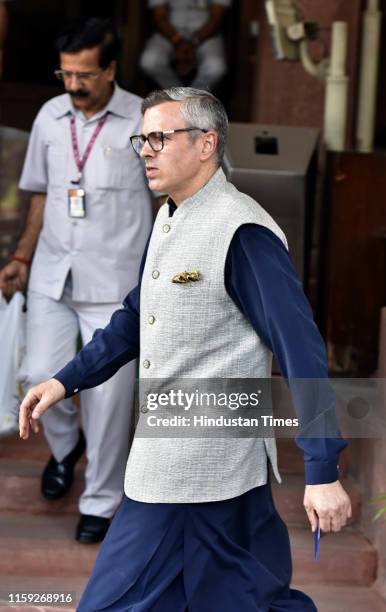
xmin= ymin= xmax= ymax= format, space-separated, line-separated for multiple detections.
xmin=67 ymin=89 xmax=90 ymax=98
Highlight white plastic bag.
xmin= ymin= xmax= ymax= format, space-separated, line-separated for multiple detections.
xmin=0 ymin=290 xmax=25 ymax=436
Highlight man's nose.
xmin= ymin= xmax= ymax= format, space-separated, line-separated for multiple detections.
xmin=140 ymin=140 xmax=155 ymax=159
xmin=67 ymin=74 xmax=82 ymax=88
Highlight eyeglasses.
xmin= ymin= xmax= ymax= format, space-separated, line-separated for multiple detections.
xmin=130 ymin=128 xmax=208 ymax=155
xmin=54 ymin=69 xmax=104 ymax=83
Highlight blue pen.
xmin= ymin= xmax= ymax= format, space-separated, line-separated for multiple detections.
xmin=314 ymin=517 xmax=321 ymax=560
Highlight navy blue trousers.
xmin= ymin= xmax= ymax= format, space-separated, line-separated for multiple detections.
xmin=77 ymin=480 xmax=317 ymax=611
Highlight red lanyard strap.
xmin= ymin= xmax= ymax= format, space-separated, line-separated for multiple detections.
xmin=70 ymin=112 xmax=108 ymax=180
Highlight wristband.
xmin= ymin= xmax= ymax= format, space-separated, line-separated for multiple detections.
xmin=9 ymin=255 xmax=31 ymax=266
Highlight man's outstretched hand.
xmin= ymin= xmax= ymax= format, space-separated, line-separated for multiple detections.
xmin=19 ymin=378 xmax=66 ymax=440
xmin=304 ymin=480 xmax=352 ymax=533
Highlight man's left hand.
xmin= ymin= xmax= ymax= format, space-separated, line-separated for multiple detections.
xmin=303 ymin=480 xmax=352 ymax=533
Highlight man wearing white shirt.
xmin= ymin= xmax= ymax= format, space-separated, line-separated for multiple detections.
xmin=140 ymin=0 xmax=231 ymax=90
xmin=0 ymin=18 xmax=153 ymax=543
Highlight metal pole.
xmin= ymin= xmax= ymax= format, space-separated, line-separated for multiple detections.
xmin=324 ymin=22 xmax=349 ymax=151
xmin=356 ymin=0 xmax=381 ymax=152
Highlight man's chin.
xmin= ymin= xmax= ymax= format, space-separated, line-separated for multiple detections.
xmin=147 ymin=176 xmax=163 ymax=191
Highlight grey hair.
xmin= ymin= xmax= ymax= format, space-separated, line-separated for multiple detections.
xmin=141 ymin=87 xmax=228 ymax=163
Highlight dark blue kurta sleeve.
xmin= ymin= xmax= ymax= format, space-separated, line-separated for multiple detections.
xmin=225 ymin=223 xmax=347 ymax=485
xmin=53 ymin=238 xmax=150 ymax=397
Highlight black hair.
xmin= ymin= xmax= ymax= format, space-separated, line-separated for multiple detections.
xmin=56 ymin=18 xmax=120 ymax=69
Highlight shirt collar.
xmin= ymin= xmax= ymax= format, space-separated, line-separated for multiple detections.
xmin=54 ymin=83 xmax=131 ymax=120
xmin=167 ymin=198 xmax=177 ymax=217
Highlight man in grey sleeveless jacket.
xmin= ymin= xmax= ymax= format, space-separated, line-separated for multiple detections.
xmin=20 ymin=88 xmax=351 ymax=611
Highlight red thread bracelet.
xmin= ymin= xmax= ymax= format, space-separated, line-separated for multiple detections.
xmin=9 ymin=255 xmax=31 ymax=266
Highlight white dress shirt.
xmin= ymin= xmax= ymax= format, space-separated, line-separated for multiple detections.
xmin=19 ymin=84 xmax=152 ymax=303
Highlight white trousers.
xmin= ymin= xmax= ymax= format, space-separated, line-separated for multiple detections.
xmin=19 ymin=284 xmax=136 ymax=518
xmin=140 ymin=33 xmax=227 ymax=90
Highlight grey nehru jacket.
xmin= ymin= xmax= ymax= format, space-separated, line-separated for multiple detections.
xmin=19 ymin=84 xmax=152 ymax=303
xmin=124 ymin=168 xmax=288 ymax=503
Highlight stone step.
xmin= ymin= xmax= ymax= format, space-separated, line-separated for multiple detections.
xmin=0 ymin=514 xmax=98 ymax=578
xmin=293 ymin=584 xmax=386 ymax=612
xmin=3 ymin=432 xmax=349 ymax=479
xmin=0 ymin=514 xmax=376 ymax=588
xmin=0 ymin=460 xmax=82 ymax=515
xmin=0 ymin=427 xmax=85 ymax=464
xmin=289 ymin=526 xmax=377 ymax=587
xmin=4 ymin=430 xmax=305 ymax=467
xmin=0 ymin=458 xmax=362 ymax=525
xmin=272 ymin=473 xmax=361 ymax=527
xmin=2 ymin=431 xmax=307 ymax=471
xmin=0 ymin=431 xmax=49 ymax=463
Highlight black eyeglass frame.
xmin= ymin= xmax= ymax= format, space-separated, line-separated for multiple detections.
xmin=130 ymin=127 xmax=208 ymax=154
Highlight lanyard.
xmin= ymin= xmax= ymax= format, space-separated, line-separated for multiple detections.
xmin=70 ymin=112 xmax=108 ymax=183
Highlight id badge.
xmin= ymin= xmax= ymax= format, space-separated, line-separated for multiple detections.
xmin=68 ymin=188 xmax=86 ymax=218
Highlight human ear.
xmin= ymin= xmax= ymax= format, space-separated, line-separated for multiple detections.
xmin=106 ymin=60 xmax=117 ymax=82
xmin=200 ymin=131 xmax=217 ymax=161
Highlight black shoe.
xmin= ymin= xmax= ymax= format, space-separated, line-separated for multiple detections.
xmin=41 ymin=429 xmax=86 ymax=500
xmin=76 ymin=514 xmax=110 ymax=544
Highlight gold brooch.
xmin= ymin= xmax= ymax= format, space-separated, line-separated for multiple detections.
xmin=172 ymin=271 xmax=201 ymax=284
